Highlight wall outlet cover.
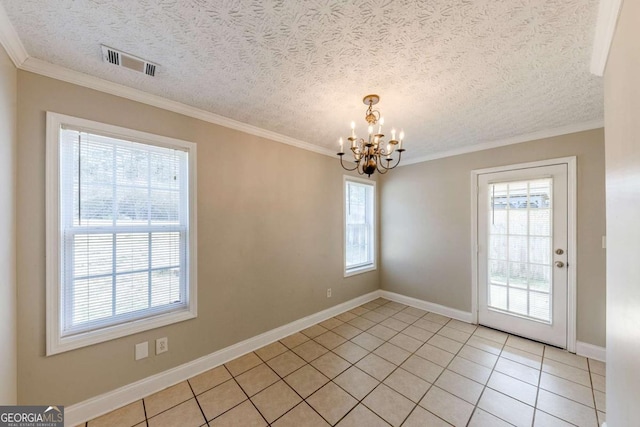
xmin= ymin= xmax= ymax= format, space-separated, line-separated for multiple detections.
xmin=156 ymin=337 xmax=168 ymax=355
xmin=135 ymin=342 xmax=148 ymax=360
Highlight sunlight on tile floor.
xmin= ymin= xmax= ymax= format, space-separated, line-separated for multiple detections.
xmin=82 ymin=298 xmax=606 ymax=426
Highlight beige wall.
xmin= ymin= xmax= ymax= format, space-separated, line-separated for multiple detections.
xmin=380 ymin=130 xmax=606 ymax=347
xmin=604 ymin=0 xmax=640 ymax=424
xmin=0 ymin=46 xmax=17 ymax=404
xmin=16 ymin=71 xmax=378 ymax=405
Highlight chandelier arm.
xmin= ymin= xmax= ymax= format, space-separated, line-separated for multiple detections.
xmin=376 ymin=161 xmax=389 ymax=174
xmin=339 ymin=154 xmax=359 ymax=172
xmin=383 ymin=150 xmax=404 ymax=170
xmin=357 ymin=156 xmax=366 ymax=175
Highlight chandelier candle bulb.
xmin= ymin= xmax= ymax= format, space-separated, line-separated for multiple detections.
xmin=339 ymin=137 xmax=344 ymax=153
xmin=391 ymin=128 xmax=396 ymax=141
xmin=350 ymin=121 xmax=356 ymax=138
xmin=379 ymin=117 xmax=384 ymax=134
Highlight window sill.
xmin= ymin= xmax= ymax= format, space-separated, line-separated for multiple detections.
xmin=344 ymin=264 xmax=377 ymax=278
xmin=47 ymin=307 xmax=196 ymax=356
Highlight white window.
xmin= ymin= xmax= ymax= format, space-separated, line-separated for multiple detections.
xmin=46 ymin=112 xmax=197 ymax=355
xmin=344 ymin=176 xmax=376 ymax=276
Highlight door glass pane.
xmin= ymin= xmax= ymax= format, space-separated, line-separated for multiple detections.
xmin=489 ymin=285 xmax=507 ymax=311
xmin=508 ymin=288 xmax=528 ymax=315
xmin=529 ymin=265 xmax=551 ymax=292
xmin=530 ymin=292 xmax=550 ymax=321
xmin=509 ymin=236 xmax=528 ymax=263
xmin=489 ymin=235 xmax=507 ymax=260
xmin=508 ymin=262 xmax=528 ymax=289
xmin=489 ymin=260 xmax=508 ymax=285
xmin=530 ymin=209 xmax=551 ymax=235
xmin=530 ymin=237 xmax=551 ymax=265
xmin=488 ymin=178 xmax=553 ymax=323
xmin=509 ymin=210 xmax=528 ymax=235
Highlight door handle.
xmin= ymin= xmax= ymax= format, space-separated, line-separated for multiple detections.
xmin=554 ymin=261 xmax=565 ymax=268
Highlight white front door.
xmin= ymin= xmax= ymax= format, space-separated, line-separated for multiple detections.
xmin=477 ymin=163 xmax=569 ymax=348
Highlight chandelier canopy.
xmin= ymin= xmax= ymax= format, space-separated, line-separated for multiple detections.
xmin=337 ymin=94 xmax=405 ymax=177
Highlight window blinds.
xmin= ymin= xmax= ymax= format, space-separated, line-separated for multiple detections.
xmin=59 ymin=127 xmax=189 ymax=336
xmin=345 ymin=180 xmax=374 ymax=270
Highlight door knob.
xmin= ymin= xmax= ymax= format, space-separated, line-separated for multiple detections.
xmin=555 ymin=249 xmax=564 ymax=255
xmin=555 ymin=261 xmax=565 ymax=268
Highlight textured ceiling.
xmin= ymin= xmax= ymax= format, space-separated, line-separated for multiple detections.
xmin=2 ymin=0 xmax=603 ymax=158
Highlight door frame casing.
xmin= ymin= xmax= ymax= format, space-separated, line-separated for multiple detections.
xmin=470 ymin=157 xmax=577 ymax=352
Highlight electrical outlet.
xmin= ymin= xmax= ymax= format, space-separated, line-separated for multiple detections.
xmin=327 ymin=288 xmax=332 ymax=298
xmin=156 ymin=337 xmax=168 ymax=355
xmin=135 ymin=342 xmax=148 ymax=360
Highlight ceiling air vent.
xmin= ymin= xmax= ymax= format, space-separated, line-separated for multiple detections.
xmin=101 ymin=45 xmax=158 ymax=77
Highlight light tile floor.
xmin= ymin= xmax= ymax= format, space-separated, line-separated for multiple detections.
xmin=83 ymin=298 xmax=606 ymax=427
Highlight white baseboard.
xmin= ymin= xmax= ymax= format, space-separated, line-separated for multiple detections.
xmin=64 ymin=290 xmax=381 ymax=426
xmin=379 ymin=290 xmax=474 ymax=323
xmin=576 ymin=341 xmax=606 ymax=362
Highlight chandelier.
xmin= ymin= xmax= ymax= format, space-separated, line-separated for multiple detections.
xmin=337 ymin=94 xmax=405 ymax=177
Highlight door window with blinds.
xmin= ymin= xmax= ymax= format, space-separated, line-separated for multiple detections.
xmin=487 ymin=179 xmax=553 ymax=322
xmin=344 ymin=177 xmax=376 ymax=276
xmin=46 ymin=112 xmax=197 ymax=355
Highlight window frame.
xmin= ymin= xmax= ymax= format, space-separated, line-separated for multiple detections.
xmin=45 ymin=112 xmax=198 ymax=356
xmin=343 ymin=175 xmax=377 ymax=277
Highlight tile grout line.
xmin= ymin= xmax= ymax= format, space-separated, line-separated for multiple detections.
xmin=236 ymin=307 xmax=388 ymax=426
xmin=136 ymin=380 xmax=201 ymax=425
xmin=141 ymin=394 xmax=149 ymax=427
xmin=296 ymin=299 xmax=432 ymax=426
xmin=351 ymin=303 xmax=465 ymax=426
xmin=539 ymin=351 xmax=604 ymax=423
xmin=252 ymin=345 xmax=332 ymax=426
xmin=398 ymin=319 xmax=477 ymax=427
xmin=587 ymin=358 xmax=601 ymax=425
xmin=464 ymin=329 xmax=508 ymax=427
xmin=347 ymin=303 xmax=497 ymax=426
xmin=310 ymin=299 xmax=396 ymax=426
xmin=534 ymin=344 xmax=599 ymax=426
xmin=326 ymin=302 xmax=526 ymax=426
xmin=486 ymin=339 xmax=603 ymax=411
xmin=331 ymin=309 xmax=446 ymax=426
xmin=331 ymin=300 xmax=432 ymax=426
xmin=229 ymin=369 xmax=271 ymax=426
xmin=186 ymin=372 xmax=214 ymax=426
xmin=531 ymin=344 xmax=547 ymax=427
xmin=473 ymin=329 xmax=594 ymax=427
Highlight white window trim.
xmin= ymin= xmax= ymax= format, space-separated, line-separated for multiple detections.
xmin=45 ymin=112 xmax=198 ymax=356
xmin=343 ymin=175 xmax=377 ymax=277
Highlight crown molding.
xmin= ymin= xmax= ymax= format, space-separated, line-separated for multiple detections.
xmin=0 ymin=2 xmax=28 ymax=67
xmin=590 ymin=0 xmax=624 ymax=76
xmin=400 ymin=119 xmax=604 ymax=166
xmin=21 ymin=57 xmax=336 ymax=158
